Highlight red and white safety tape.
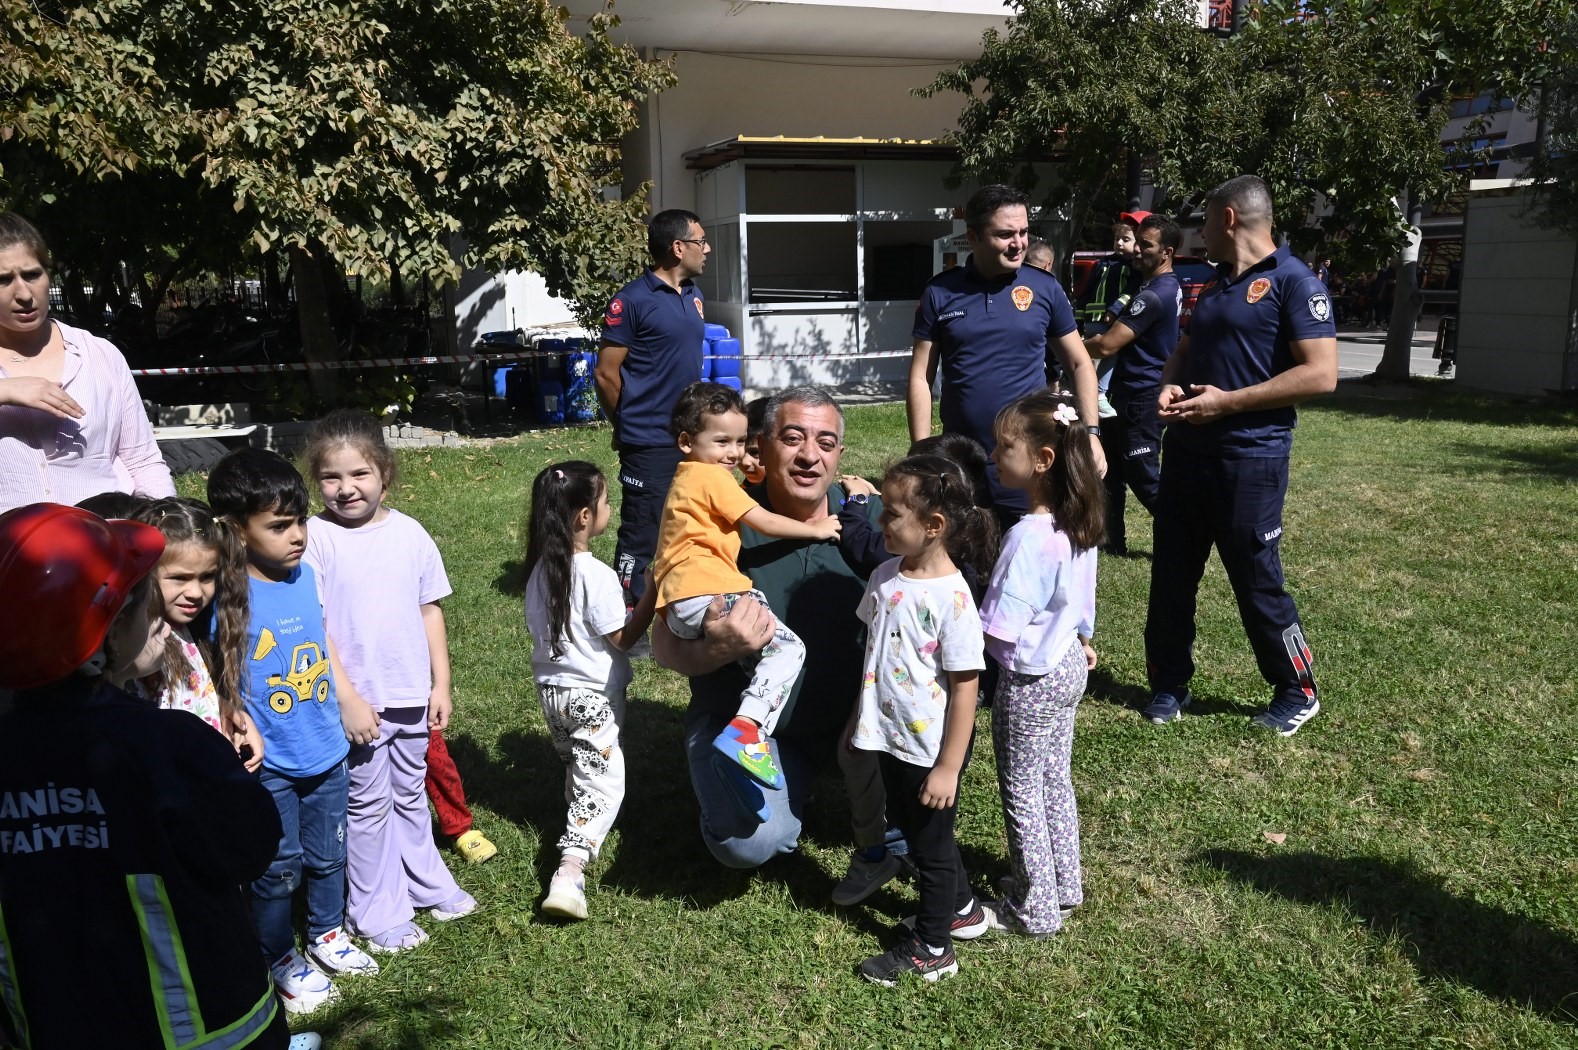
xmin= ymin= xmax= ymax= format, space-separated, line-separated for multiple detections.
xmin=129 ymin=348 xmax=557 ymax=377
xmin=130 ymin=346 xmax=904 ymax=377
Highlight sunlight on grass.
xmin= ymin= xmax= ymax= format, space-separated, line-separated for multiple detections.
xmin=183 ymin=387 xmax=1578 ymax=1046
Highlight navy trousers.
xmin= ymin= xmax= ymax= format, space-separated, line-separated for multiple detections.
xmin=614 ymin=444 xmax=682 ymax=605
xmin=1144 ymin=441 xmax=1316 ymax=707
xmin=1101 ymin=392 xmax=1162 ymax=551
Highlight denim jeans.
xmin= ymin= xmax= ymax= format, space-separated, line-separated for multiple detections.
xmin=252 ymin=761 xmax=350 ymax=960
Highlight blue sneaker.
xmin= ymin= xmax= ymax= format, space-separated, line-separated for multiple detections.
xmin=709 ymin=751 xmax=770 ymax=825
xmin=1143 ymin=690 xmax=1190 ymax=725
xmin=1251 ymin=697 xmax=1320 ymax=736
xmin=712 ymin=719 xmax=782 ymax=790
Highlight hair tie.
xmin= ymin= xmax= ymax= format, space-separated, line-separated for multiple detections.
xmin=1052 ymin=403 xmax=1080 ymax=427
xmin=553 ymin=469 xmax=564 ymax=479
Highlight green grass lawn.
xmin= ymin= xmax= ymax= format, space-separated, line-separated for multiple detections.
xmin=207 ymin=384 xmax=1578 ymax=1047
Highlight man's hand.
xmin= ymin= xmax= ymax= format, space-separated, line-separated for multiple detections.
xmin=1088 ymin=433 xmax=1107 ymax=478
xmin=1159 ymin=384 xmax=1233 ymax=424
xmin=1157 ymin=383 xmax=1187 ymax=414
xmin=652 ymin=593 xmax=777 ymax=675
xmin=838 ymin=474 xmax=877 ymax=498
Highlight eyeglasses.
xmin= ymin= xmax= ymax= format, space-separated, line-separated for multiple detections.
xmin=677 ymin=237 xmax=709 ymax=247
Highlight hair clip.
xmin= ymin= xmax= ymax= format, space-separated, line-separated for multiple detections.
xmin=1053 ymin=403 xmax=1080 ymax=426
xmin=553 ymin=469 xmax=564 ymax=479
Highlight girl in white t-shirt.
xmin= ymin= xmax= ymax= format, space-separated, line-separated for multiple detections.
xmin=303 ymin=409 xmax=476 ymax=958
xmin=848 ymin=453 xmax=997 ymax=986
xmin=523 ymin=460 xmax=655 ymax=921
xmin=980 ymin=390 xmax=1104 ymax=937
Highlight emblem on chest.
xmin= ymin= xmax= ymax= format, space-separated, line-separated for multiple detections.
xmin=1011 ymin=286 xmax=1034 ymax=312
xmin=1246 ymin=278 xmax=1271 ymax=304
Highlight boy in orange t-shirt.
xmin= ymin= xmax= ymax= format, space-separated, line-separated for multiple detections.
xmin=652 ymin=382 xmax=840 ymax=817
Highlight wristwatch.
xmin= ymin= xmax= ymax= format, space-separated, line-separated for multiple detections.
xmin=1086 ymin=424 xmax=1101 ymax=435
xmin=843 ymin=493 xmax=869 ymax=508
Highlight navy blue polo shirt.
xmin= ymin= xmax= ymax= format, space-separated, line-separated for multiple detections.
xmin=1170 ymin=245 xmax=1335 ymax=457
xmin=601 ymin=267 xmax=706 ymax=449
xmin=1110 ymin=271 xmax=1181 ymax=404
xmin=914 ymin=258 xmax=1077 ymax=509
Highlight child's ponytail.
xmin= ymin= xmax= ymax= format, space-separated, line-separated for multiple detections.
xmin=997 ymin=390 xmax=1106 ymax=551
xmin=524 ymin=461 xmax=606 ymax=660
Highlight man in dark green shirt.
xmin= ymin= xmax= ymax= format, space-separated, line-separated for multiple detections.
xmin=652 ymin=386 xmax=903 ymax=902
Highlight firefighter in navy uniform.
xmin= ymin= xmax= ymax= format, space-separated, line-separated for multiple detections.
xmin=1142 ymin=176 xmax=1337 ymax=736
xmin=0 ymin=504 xmax=315 ymax=1049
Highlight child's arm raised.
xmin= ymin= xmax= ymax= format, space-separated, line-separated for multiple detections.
xmin=740 ymin=505 xmax=841 ymax=542
xmin=920 ymin=670 xmax=978 ymax=810
xmin=328 ymin=632 xmax=381 ymax=746
xmin=421 ymin=601 xmax=453 ymax=732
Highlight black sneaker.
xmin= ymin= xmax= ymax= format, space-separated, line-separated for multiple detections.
xmin=897 ymin=900 xmax=989 ymax=941
xmin=858 ymin=936 xmax=959 ymax=986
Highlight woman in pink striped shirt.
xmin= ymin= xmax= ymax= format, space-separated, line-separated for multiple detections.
xmin=0 ymin=212 xmax=173 ymax=512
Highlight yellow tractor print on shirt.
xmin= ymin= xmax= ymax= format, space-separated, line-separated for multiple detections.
xmin=267 ymin=642 xmax=331 ymax=714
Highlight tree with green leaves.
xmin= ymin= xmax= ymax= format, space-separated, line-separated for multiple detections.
xmin=1 ymin=0 xmax=673 ymax=397
xmin=927 ymin=0 xmax=1560 ymax=378
xmin=1524 ymin=10 xmax=1578 ymax=238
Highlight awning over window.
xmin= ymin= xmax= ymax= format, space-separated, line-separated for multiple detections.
xmin=683 ymin=135 xmax=961 ymax=170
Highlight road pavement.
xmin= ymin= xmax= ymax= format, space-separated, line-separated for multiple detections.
xmin=1335 ymin=326 xmax=1444 ymax=378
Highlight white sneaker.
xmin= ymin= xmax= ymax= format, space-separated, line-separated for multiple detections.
xmin=363 ymin=920 xmax=429 ymax=954
xmin=430 ymin=890 xmax=478 ymax=922
xmin=269 ymin=950 xmax=338 ymax=1016
xmin=307 ymin=927 xmax=379 ymax=976
xmin=542 ymin=871 xmax=588 ymax=920
xmin=289 ymin=1035 xmax=324 ymax=1050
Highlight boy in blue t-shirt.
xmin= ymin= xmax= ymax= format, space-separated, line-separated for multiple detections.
xmin=209 ymin=449 xmax=379 ymax=1018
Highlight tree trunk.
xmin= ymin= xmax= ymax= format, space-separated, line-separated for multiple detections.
xmin=1376 ymin=191 xmax=1424 ymax=380
xmin=288 ymin=243 xmax=341 ymax=402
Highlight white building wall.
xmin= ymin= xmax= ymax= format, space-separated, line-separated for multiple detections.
xmin=1456 ymin=185 xmax=1578 ymax=395
xmin=628 ymin=51 xmax=972 ymax=212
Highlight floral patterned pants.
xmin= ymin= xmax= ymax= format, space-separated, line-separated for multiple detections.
xmin=991 ymin=644 xmax=1087 ymax=935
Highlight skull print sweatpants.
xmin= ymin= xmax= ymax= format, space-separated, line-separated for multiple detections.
xmin=538 ymin=684 xmax=626 ymax=863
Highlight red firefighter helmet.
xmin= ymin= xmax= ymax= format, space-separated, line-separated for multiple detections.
xmin=0 ymin=503 xmax=165 ymax=689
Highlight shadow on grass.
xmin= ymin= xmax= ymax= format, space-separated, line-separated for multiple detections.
xmin=1085 ymin=669 xmax=1260 ymax=719
xmin=309 ymin=991 xmax=464 ymax=1048
xmin=1200 ymin=849 xmax=1578 ymax=1025
xmin=1086 ymin=668 xmax=1147 ymax=712
xmin=1442 ymin=439 xmax=1578 ymax=482
xmin=444 ymin=694 xmax=890 ymax=932
xmin=1319 ymin=379 xmax=1578 ymax=429
xmin=491 ymin=558 xmax=525 ymax=598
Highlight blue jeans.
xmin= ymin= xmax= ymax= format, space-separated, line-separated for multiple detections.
xmin=684 ymin=714 xmax=811 ymax=868
xmin=252 ymin=761 xmax=350 ymax=960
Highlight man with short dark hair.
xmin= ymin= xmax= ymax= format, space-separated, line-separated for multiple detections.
xmin=1084 ymin=214 xmax=1182 ymax=554
xmin=595 ymin=209 xmax=710 ymax=605
xmin=908 ymin=185 xmax=1105 ymax=522
xmin=1144 ymin=175 xmax=1337 ymax=736
xmin=652 ymin=386 xmax=906 ymax=903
